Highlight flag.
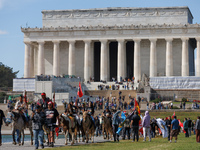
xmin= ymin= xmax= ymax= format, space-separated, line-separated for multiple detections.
xmin=156 ymin=118 xmax=168 ymax=138
xmin=23 ymin=90 xmax=27 ymax=103
xmin=134 ymin=98 xmax=140 ymax=114
xmin=139 ymin=115 xmax=143 ymax=135
xmin=172 ymin=111 xmax=175 ymax=119
xmin=116 ymin=112 xmax=126 ymax=135
xmin=178 ymin=119 xmax=186 ymax=133
xmin=77 ymin=82 xmax=83 ymax=97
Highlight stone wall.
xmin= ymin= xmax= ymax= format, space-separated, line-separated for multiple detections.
xmin=154 ymin=89 xmax=200 ymax=100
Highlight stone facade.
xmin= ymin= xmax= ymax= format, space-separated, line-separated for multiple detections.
xmin=22 ymin=6 xmax=199 ymax=83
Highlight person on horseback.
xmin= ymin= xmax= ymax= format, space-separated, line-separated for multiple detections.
xmin=86 ymin=101 xmax=95 ymax=125
xmin=14 ymin=94 xmax=29 ymax=127
xmin=38 ymin=93 xmax=50 ymax=110
xmin=103 ymin=107 xmax=112 ymax=126
xmin=44 ymin=101 xmax=60 ymax=147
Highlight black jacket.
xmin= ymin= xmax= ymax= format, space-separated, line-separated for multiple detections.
xmin=166 ymin=119 xmax=172 ymax=129
xmin=131 ymin=114 xmax=140 ymax=127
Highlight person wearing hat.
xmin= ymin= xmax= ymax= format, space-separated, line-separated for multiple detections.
xmin=44 ymin=101 xmax=59 ymax=147
xmin=32 ymin=105 xmax=45 ymax=149
xmin=38 ymin=93 xmax=50 ymax=110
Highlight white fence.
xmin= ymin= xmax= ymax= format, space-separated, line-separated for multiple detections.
xmin=149 ymin=76 xmax=200 ymax=89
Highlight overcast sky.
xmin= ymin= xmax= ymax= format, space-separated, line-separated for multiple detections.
xmin=0 ymin=0 xmax=200 ymax=77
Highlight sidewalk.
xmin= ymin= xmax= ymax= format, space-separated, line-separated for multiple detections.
xmin=1 ymin=135 xmax=110 ymax=150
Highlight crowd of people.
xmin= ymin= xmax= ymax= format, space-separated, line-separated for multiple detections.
xmin=0 ymin=93 xmax=200 ymax=149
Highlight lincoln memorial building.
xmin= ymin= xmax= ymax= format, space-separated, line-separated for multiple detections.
xmin=22 ymin=6 xmax=200 ymax=83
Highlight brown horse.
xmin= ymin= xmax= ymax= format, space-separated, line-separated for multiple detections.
xmin=82 ymin=112 xmax=95 ymax=143
xmin=60 ymin=114 xmax=78 ymax=145
xmin=102 ymin=116 xmax=113 ymax=140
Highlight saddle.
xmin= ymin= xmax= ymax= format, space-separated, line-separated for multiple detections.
xmin=62 ymin=114 xmax=75 ymax=129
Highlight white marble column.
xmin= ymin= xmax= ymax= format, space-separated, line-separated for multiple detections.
xmin=196 ymin=37 xmax=200 ymax=76
xmin=150 ymin=38 xmax=157 ymax=77
xmin=134 ymin=39 xmax=141 ymax=82
xmin=53 ymin=40 xmax=60 ymax=76
xmin=84 ymin=40 xmax=91 ymax=82
xmin=117 ymin=39 xmax=125 ymax=82
xmin=24 ymin=42 xmax=31 ymax=78
xmin=90 ymin=42 xmax=94 ymax=79
xmin=100 ymin=39 xmax=108 ymax=81
xmin=38 ymin=41 xmax=45 ymax=75
xmin=107 ymin=41 xmax=110 ymax=81
xmin=68 ymin=40 xmax=76 ymax=76
xmin=166 ymin=38 xmax=173 ymax=76
xmin=30 ymin=45 xmax=34 ymax=77
xmin=181 ymin=37 xmax=189 ymax=76
xmin=34 ymin=46 xmax=38 ymax=76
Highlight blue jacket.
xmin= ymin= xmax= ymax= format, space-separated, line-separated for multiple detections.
xmin=112 ymin=110 xmax=121 ymax=125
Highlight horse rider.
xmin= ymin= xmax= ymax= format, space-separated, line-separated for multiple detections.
xmin=44 ymin=101 xmax=60 ymax=147
xmin=14 ymin=94 xmax=29 ymax=127
xmin=85 ymin=101 xmax=95 ymax=125
xmin=103 ymin=107 xmax=112 ymax=126
xmin=37 ymin=93 xmax=50 ymax=110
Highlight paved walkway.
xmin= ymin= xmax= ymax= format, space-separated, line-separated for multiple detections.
xmin=1 ymin=136 xmax=110 ymax=150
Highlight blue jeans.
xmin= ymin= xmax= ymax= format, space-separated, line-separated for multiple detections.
xmin=95 ymin=127 xmax=99 ymax=136
xmin=33 ymin=129 xmax=44 ymax=148
xmin=13 ymin=129 xmax=20 ymax=143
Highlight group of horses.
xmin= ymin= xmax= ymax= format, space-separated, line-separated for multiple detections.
xmin=10 ymin=110 xmax=114 ymax=146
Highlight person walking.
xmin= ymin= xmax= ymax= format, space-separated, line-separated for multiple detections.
xmin=150 ymin=117 xmax=157 ymax=138
xmin=170 ymin=116 xmax=179 ymax=143
xmin=183 ymin=101 xmax=186 ymax=110
xmin=166 ymin=116 xmax=172 ymax=141
xmin=112 ymin=110 xmax=121 ymax=142
xmin=45 ymin=101 xmax=59 ymax=147
xmin=188 ymin=118 xmax=192 ymax=136
xmin=131 ymin=111 xmax=140 ymax=142
xmin=183 ymin=118 xmax=189 ymax=137
xmin=122 ymin=113 xmax=130 ymax=140
xmin=142 ymin=111 xmax=151 ymax=142
xmin=95 ymin=116 xmax=100 ymax=137
xmin=32 ymin=105 xmax=46 ymax=149
xmin=195 ymin=116 xmax=200 ymax=143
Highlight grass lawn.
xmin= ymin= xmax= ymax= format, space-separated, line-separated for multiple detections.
xmin=173 ymin=102 xmax=193 ymax=105
xmin=146 ymin=111 xmax=199 ymax=122
xmin=46 ymin=133 xmax=200 ymax=150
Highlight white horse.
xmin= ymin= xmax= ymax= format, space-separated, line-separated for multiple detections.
xmin=12 ymin=112 xmax=33 ymax=146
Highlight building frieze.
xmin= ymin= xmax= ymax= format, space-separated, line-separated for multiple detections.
xmin=21 ymin=23 xmax=200 ymax=40
xmin=42 ymin=7 xmax=188 ymax=19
